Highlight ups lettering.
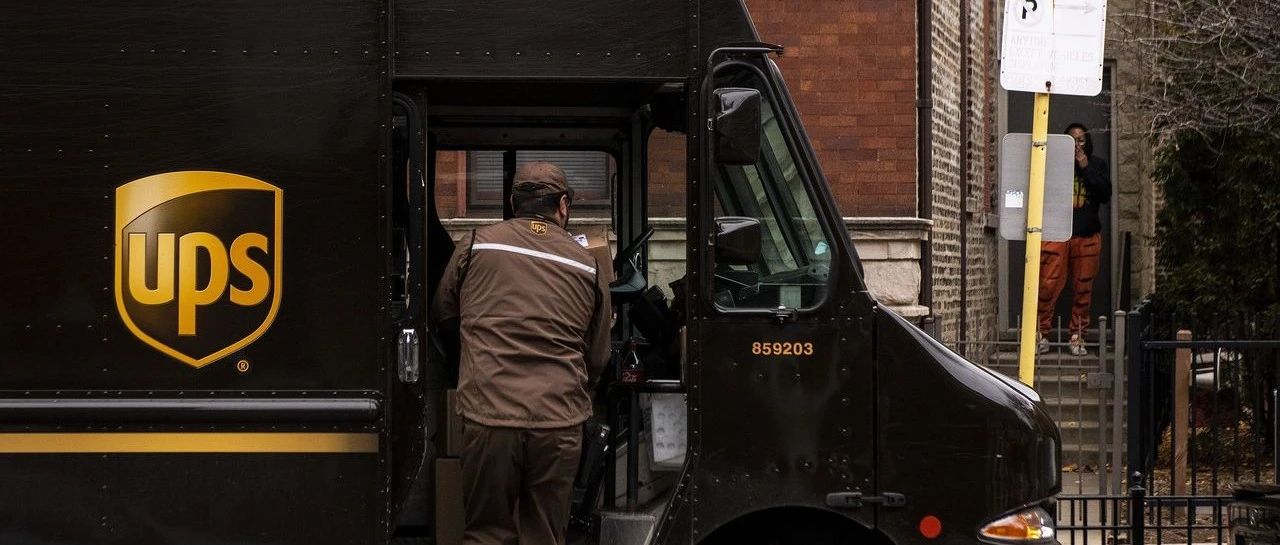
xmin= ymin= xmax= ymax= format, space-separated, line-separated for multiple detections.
xmin=126 ymin=232 xmax=270 ymax=335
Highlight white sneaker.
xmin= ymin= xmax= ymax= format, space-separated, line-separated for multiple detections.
xmin=1069 ymin=334 xmax=1088 ymax=357
xmin=1037 ymin=334 xmax=1049 ymax=354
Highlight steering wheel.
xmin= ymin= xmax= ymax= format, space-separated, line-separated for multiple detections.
xmin=609 ymin=227 xmax=655 ymax=303
xmin=612 ymin=227 xmax=655 ymax=275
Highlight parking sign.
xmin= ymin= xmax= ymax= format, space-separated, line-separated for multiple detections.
xmin=1000 ymin=0 xmax=1108 ymax=96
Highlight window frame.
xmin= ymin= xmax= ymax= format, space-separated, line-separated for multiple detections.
xmin=465 ymin=149 xmax=617 ymax=211
xmin=701 ymin=59 xmax=842 ymax=317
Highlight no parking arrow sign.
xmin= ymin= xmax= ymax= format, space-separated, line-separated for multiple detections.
xmin=1000 ymin=0 xmax=1108 ymax=96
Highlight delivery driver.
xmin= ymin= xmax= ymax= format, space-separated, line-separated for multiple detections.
xmin=433 ymin=161 xmax=612 ymax=545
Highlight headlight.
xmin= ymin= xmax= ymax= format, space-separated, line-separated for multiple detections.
xmin=978 ymin=507 xmax=1056 ymax=543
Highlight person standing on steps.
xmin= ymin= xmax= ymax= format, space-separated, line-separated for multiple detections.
xmin=1037 ymin=123 xmax=1111 ymax=356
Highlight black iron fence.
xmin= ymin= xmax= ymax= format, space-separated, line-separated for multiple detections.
xmin=1056 ymin=476 xmax=1233 ymax=545
xmin=1126 ymin=306 xmax=1280 ymax=495
xmin=948 ymin=300 xmax=1280 ymax=544
xmin=1052 ymin=304 xmax=1280 ymax=545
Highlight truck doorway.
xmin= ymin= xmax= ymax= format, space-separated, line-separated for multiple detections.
xmin=411 ymin=79 xmax=691 ymax=542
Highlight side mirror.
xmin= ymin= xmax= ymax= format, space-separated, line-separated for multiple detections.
xmin=714 ymin=216 xmax=762 ymax=265
xmin=712 ymin=88 xmax=762 ymax=166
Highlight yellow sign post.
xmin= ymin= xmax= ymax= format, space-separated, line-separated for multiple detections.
xmin=1002 ymin=0 xmax=1107 ymax=386
xmin=1017 ymin=92 xmax=1051 ymax=386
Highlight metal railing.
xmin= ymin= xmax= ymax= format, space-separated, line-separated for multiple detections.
xmin=1056 ymin=474 xmax=1232 ymax=545
xmin=948 ymin=302 xmax=1280 ymax=544
xmin=1126 ymin=308 xmax=1280 ymax=496
xmin=1061 ymin=305 xmax=1280 ymax=545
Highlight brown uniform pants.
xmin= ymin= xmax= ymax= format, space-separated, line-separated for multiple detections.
xmin=460 ymin=419 xmax=582 ymax=545
xmin=1037 ymin=232 xmax=1102 ymax=336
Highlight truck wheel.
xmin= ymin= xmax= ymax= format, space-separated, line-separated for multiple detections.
xmin=699 ymin=507 xmax=876 ymax=545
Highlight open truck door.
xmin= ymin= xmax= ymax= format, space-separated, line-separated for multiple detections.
xmin=654 ymin=49 xmax=881 ymax=544
xmin=0 ymin=2 xmax=427 ymax=543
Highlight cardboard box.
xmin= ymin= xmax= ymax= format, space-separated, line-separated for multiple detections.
xmin=434 ymin=458 xmax=464 ymax=545
xmin=574 ymin=225 xmax=615 ymax=285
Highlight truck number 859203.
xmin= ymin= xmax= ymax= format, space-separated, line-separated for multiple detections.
xmin=751 ymin=342 xmax=814 ymax=356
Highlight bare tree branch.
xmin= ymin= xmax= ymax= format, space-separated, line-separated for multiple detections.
xmin=1113 ymin=0 xmax=1280 ymax=138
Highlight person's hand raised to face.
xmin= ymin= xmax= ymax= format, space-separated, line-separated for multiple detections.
xmin=1068 ymin=126 xmax=1089 ymax=168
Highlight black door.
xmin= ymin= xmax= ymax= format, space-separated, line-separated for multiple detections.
xmin=1004 ymin=69 xmax=1115 ymax=330
xmin=389 ymin=94 xmax=432 ymax=528
xmin=684 ymin=56 xmax=876 ymax=537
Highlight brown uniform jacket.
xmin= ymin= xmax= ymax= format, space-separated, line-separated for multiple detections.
xmin=433 ymin=218 xmax=612 ymax=429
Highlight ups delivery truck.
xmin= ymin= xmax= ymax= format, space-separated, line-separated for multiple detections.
xmin=0 ymin=1 xmax=1060 ymax=544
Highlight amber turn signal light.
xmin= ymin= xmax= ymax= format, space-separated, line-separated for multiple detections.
xmin=978 ymin=507 xmax=1056 ymax=543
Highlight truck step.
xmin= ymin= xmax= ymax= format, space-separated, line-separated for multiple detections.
xmin=598 ymin=509 xmax=658 ymax=545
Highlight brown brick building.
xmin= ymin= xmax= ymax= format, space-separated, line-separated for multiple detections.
xmin=750 ymin=0 xmax=919 ymax=218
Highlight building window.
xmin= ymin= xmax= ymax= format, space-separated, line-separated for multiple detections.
xmin=467 ymin=150 xmax=614 ymax=210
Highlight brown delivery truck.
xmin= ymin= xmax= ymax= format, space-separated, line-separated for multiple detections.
xmin=0 ymin=1 xmax=1060 ymax=544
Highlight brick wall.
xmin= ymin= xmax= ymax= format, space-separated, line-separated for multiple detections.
xmin=437 ymin=0 xmax=922 ymax=223
xmin=928 ymin=0 xmax=1000 ymax=349
xmin=961 ymin=0 xmax=999 ymax=353
xmin=929 ymin=0 xmax=961 ymax=342
xmin=966 ymin=0 xmax=1000 ymax=352
xmin=647 ymin=129 xmax=686 ymax=218
xmin=435 ymin=150 xmax=465 ymax=218
xmin=745 ymin=0 xmax=917 ymax=218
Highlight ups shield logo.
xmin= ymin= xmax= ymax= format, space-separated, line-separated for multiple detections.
xmin=115 ymin=171 xmax=282 ymax=368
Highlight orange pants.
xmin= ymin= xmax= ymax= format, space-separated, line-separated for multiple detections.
xmin=1037 ymin=233 xmax=1102 ymax=335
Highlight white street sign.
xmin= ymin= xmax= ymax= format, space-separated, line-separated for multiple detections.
xmin=1000 ymin=0 xmax=1108 ymax=96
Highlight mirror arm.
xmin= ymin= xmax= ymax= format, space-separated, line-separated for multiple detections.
xmin=706 ymin=44 xmax=784 ymax=75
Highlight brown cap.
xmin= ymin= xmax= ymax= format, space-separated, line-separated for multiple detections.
xmin=512 ymin=161 xmax=572 ymax=198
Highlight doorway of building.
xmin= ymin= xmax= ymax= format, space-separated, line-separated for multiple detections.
xmin=1002 ymin=68 xmax=1115 ymax=334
